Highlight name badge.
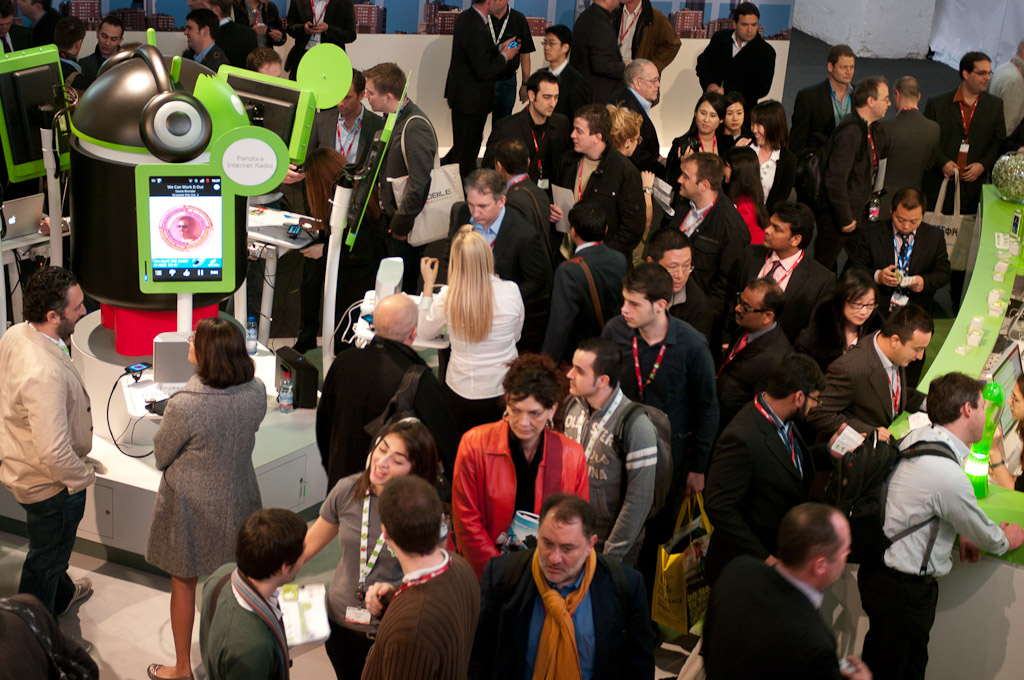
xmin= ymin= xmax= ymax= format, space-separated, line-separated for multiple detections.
xmin=345 ymin=606 xmax=372 ymax=625
xmin=959 ymin=142 xmax=970 ymax=154
xmin=890 ymin=290 xmax=910 ymax=311
xmin=538 ymin=179 xmax=550 ymax=190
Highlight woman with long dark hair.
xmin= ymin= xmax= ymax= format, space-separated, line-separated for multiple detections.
xmin=300 ymin=419 xmax=440 ymax=679
xmin=146 ymin=318 xmax=267 ymax=680
xmin=749 ymin=100 xmax=798 ymax=209
xmin=795 ymin=268 xmax=884 ymax=372
xmin=724 ymin=146 xmax=769 ymax=244
xmin=723 ymin=91 xmax=751 ymax=143
xmin=667 ymin=92 xmax=732 ymax=187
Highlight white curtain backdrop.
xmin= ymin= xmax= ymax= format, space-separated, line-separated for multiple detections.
xmin=930 ymin=0 xmax=1024 ymax=70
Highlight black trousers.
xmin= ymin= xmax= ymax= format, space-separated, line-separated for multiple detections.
xmin=324 ymin=619 xmax=375 ymax=680
xmin=858 ymin=561 xmax=939 ymax=680
xmin=443 ymin=110 xmax=487 ymax=179
xmin=444 ymin=381 xmax=504 ymax=441
xmin=811 ymin=211 xmax=853 ymax=272
xmin=385 ymin=234 xmax=425 ymax=295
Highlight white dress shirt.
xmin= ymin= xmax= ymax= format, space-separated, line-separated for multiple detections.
xmin=757 ymin=250 xmax=802 ymax=291
xmin=751 ymin=144 xmax=780 ymax=199
xmin=418 ymin=276 xmax=525 ymax=399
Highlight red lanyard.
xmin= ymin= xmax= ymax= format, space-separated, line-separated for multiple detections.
xmin=754 ymin=397 xmax=798 ymax=468
xmin=959 ymin=98 xmax=979 ymax=139
xmin=884 ymin=368 xmax=901 ymax=415
xmin=699 ymin=135 xmax=717 ymax=154
xmin=531 ymin=128 xmax=546 ymax=176
xmin=576 ymin=162 xmax=586 ymax=202
xmin=632 ymin=337 xmax=667 ymax=400
xmin=508 ymin=174 xmax=528 ymax=188
xmin=618 ymin=8 xmax=641 ymax=45
xmin=866 ymin=130 xmax=878 ymax=169
xmin=309 ymin=0 xmax=327 ymax=25
xmin=337 ymin=116 xmax=361 ymax=161
xmin=762 ymin=250 xmax=803 ymax=286
xmin=395 ymin=561 xmax=450 ymax=596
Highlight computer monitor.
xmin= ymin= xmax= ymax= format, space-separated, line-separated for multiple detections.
xmin=218 ymin=66 xmax=315 ymax=165
xmin=0 ymin=46 xmax=71 ymax=182
xmin=991 ymin=343 xmax=1023 ymax=434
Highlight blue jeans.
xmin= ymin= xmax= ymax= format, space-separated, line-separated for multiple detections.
xmin=19 ymin=488 xmax=86 ymax=616
xmin=492 ymin=75 xmax=517 ymax=122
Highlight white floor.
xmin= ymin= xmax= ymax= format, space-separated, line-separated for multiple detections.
xmin=0 ymin=527 xmax=687 ymax=679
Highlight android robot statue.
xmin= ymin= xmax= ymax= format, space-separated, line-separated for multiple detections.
xmin=964 ymin=381 xmax=1005 ymax=499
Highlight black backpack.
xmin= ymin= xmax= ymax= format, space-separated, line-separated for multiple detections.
xmin=825 ymin=433 xmax=959 ymax=570
xmin=613 ymin=402 xmax=673 ymax=519
xmin=363 ymin=364 xmax=426 ymax=439
xmin=794 ymin=137 xmax=833 ymax=213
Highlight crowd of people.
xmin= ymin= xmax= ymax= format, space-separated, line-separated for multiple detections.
xmin=4 ymin=0 xmax=1024 ymax=679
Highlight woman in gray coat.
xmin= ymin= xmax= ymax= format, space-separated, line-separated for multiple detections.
xmin=145 ymin=318 xmax=267 ymax=680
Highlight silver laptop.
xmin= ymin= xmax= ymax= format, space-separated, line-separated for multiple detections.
xmin=1 ymin=194 xmax=44 ymax=240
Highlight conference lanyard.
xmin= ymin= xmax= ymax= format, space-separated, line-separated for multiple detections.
xmin=893 ymin=233 xmax=915 ymax=273
xmin=761 ymin=250 xmax=803 ymax=286
xmin=576 ymin=162 xmax=586 ymax=202
xmin=699 ymin=135 xmax=717 ymax=154
xmin=488 ymin=12 xmax=510 ymax=45
xmin=959 ymin=98 xmax=978 ymax=139
xmin=885 ymin=367 xmax=901 ymax=415
xmin=632 ymin=337 xmax=666 ymax=400
xmin=618 ymin=8 xmax=641 ymax=46
xmin=247 ymin=4 xmax=260 ymax=26
xmin=508 ymin=174 xmax=528 ymax=188
xmin=583 ymin=389 xmax=624 ymax=460
xmin=831 ymin=86 xmax=850 ymax=123
xmin=395 ymin=559 xmax=450 ymax=596
xmin=754 ymin=393 xmax=801 ymax=476
xmin=531 ymin=128 xmax=546 ymax=176
xmin=337 ymin=116 xmax=362 ymax=162
xmin=357 ymin=495 xmax=386 ymax=598
xmin=309 ymin=0 xmax=327 ymax=25
xmin=867 ymin=130 xmax=878 ymax=169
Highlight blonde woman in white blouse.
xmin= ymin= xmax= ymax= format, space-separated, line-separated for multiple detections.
xmin=419 ymin=225 xmax=525 ymax=436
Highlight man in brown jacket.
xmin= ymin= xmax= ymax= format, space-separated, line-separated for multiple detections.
xmin=612 ymin=0 xmax=680 ymax=74
xmin=0 ymin=267 xmax=98 ymax=617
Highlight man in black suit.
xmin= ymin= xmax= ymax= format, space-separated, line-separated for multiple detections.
xmin=738 ymin=201 xmax=834 ymax=343
xmin=184 ymin=9 xmax=230 ymax=72
xmin=542 ymin=203 xmax=627 ymax=364
xmin=570 ymin=0 xmax=624 ymax=105
xmin=646 ymin=229 xmax=712 ymax=344
xmin=541 ymin=24 xmax=591 ymax=120
xmin=808 ymin=304 xmax=931 ymax=441
xmin=306 ymin=69 xmax=384 ymax=166
xmin=206 ymin=0 xmax=256 ymax=69
xmin=470 ymin=494 xmax=654 ymax=680
xmin=695 ymin=2 xmax=775 ymax=111
xmin=815 ymin=76 xmax=890 ymax=271
xmin=0 ymin=0 xmax=30 ymax=53
xmin=704 ymin=354 xmax=827 ymax=584
xmin=703 ymin=503 xmax=872 ymax=680
xmin=790 ymin=44 xmax=856 ymax=156
xmin=19 ymin=0 xmax=58 ymax=47
xmin=492 ymin=138 xmax=558 ymax=270
xmin=482 ymin=70 xmax=570 ymax=189
xmin=668 ymin=151 xmax=750 ymax=327
xmin=879 ymin=77 xmax=940 ymax=219
xmin=716 ymin=278 xmax=793 ymax=430
xmin=487 ymin=0 xmax=535 ymax=122
xmin=443 ymin=0 xmax=519 ymax=179
xmin=448 ymin=169 xmax=552 ymax=349
xmin=284 ymin=0 xmax=355 ymax=76
xmin=555 ymin=104 xmax=644 ymax=264
xmin=77 ymin=14 xmax=122 ymax=82
xmin=607 ymin=59 xmax=663 ymax=176
xmin=847 ymin=187 xmax=951 ymax=314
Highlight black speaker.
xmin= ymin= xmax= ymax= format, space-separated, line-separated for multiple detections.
xmin=275 ymin=347 xmax=318 ymax=409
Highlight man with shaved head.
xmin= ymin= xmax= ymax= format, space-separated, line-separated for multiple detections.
xmin=315 ymin=294 xmax=459 ymax=491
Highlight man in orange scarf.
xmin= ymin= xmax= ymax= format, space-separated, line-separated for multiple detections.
xmin=469 ymin=494 xmax=654 ymax=680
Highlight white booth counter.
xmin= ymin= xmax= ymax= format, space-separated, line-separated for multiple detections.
xmin=0 ymin=311 xmax=327 ymax=557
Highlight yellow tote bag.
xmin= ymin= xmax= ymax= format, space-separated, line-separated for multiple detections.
xmin=652 ymin=494 xmax=713 ymax=633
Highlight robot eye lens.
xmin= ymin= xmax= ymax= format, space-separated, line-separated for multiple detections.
xmin=166 ymin=111 xmax=192 ymax=136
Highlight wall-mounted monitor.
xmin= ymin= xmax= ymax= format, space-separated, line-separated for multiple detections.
xmin=0 ymin=46 xmax=71 ymax=182
xmin=218 ymin=66 xmax=315 ymax=165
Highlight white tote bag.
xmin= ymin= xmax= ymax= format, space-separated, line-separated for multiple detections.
xmin=924 ymin=174 xmax=975 ymax=271
xmin=391 ymin=115 xmax=464 ymax=247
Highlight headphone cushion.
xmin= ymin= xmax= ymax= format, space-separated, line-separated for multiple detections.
xmin=140 ymin=91 xmax=212 ymax=163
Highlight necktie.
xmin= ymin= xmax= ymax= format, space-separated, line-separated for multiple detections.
xmin=717 ymin=333 xmax=748 ymax=376
xmin=785 ymin=424 xmax=802 ymax=478
xmin=765 ymin=259 xmax=783 ymax=281
xmin=898 ymin=234 xmax=909 ymax=266
xmin=3 ymin=38 xmax=11 ymax=54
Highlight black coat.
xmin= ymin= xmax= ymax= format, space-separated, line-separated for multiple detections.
xmin=542 ymin=243 xmax=627 ymax=363
xmin=506 ymin=178 xmax=558 ymax=270
xmin=445 ymin=203 xmax=553 ymax=304
xmin=444 ymin=8 xmax=510 ymax=115
xmin=307 ymin=107 xmax=385 ymax=166
xmin=878 ymin=108 xmax=940 ymax=218
xmin=846 ymin=221 xmax=951 ymax=312
xmin=790 ymin=78 xmax=842 ymax=155
xmin=824 ymin=112 xmax=889 ymax=229
xmin=665 ymin=132 xmax=734 ymax=188
xmin=738 ymin=245 xmax=835 ymax=343
xmin=923 ymin=89 xmax=1007 ymax=214
xmin=665 ymin=192 xmax=750 ymax=317
xmin=316 ymin=337 xmax=459 ymax=489
xmin=7 ymin=24 xmax=31 ymax=51
xmin=703 ymin=556 xmax=843 ymax=679
xmin=668 ymin=278 xmax=713 ymax=345
xmin=570 ymin=3 xmax=625 ymax=105
xmin=482 ymin=108 xmax=571 ymax=184
xmin=216 ymin=20 xmax=258 ymax=69
xmin=696 ymin=30 xmax=776 ymax=109
xmin=199 ymin=44 xmax=231 ymax=72
xmin=470 ymin=550 xmax=654 ymax=680
xmin=284 ymin=0 xmax=356 ymax=73
xmin=716 ymin=325 xmax=793 ymax=430
xmin=556 ymin=147 xmax=645 ymax=263
xmin=30 ymin=8 xmax=59 ymax=47
xmin=233 ymin=1 xmax=286 ymax=46
xmin=541 ymin=63 xmax=592 ymax=120
xmin=704 ymin=401 xmax=819 ymax=583
xmin=765 ymin=147 xmax=798 ymax=209
xmin=608 ymin=87 xmax=663 ymax=177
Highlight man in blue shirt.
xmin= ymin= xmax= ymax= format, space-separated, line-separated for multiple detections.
xmin=469 ymin=493 xmax=653 ymax=680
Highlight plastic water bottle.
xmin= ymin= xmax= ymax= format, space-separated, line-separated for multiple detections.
xmin=279 ymin=372 xmax=294 ymax=414
xmin=246 ymin=316 xmax=258 ymax=355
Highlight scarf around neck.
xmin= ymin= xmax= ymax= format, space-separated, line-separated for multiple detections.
xmin=530 ymin=548 xmax=597 ymax=680
xmin=231 ymin=569 xmax=290 ymax=680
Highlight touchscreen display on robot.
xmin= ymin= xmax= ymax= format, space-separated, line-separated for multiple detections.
xmin=148 ymin=175 xmax=224 ymax=282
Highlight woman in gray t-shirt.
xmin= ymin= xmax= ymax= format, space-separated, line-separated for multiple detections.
xmin=300 ymin=419 xmax=439 ymax=680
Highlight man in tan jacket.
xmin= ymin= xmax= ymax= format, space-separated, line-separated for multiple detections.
xmin=0 ymin=267 xmax=97 ymax=617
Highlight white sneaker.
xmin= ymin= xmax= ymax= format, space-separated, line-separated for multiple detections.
xmin=60 ymin=577 xmax=93 ymax=615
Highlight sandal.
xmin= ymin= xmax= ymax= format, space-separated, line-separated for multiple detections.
xmin=146 ymin=663 xmax=193 ymax=680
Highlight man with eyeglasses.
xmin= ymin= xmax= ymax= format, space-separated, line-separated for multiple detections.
xmin=539 ymin=24 xmax=591 ymax=120
xmin=607 ymin=58 xmax=663 ymax=176
xmin=716 ymin=277 xmax=793 ymax=432
xmin=924 ymin=50 xmax=1006 ymax=307
xmin=646 ymin=228 xmax=712 ymax=344
xmin=738 ymin=201 xmax=834 ymax=344
xmin=704 ymin=353 xmax=828 ymax=585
